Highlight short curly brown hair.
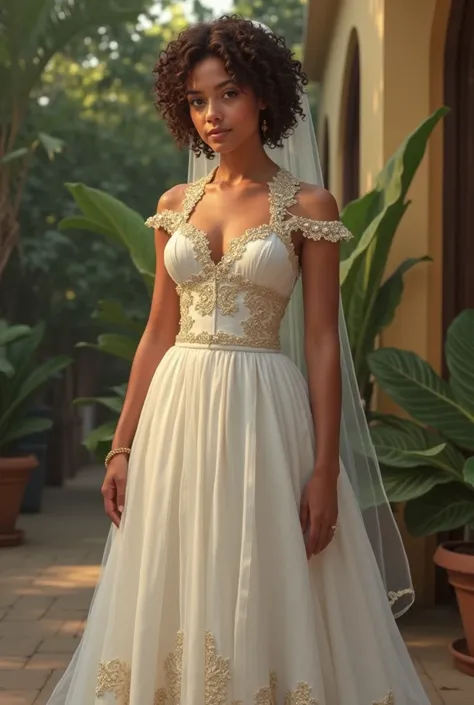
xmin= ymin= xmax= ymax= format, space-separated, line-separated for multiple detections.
xmin=152 ymin=15 xmax=308 ymax=158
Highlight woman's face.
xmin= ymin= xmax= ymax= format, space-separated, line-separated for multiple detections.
xmin=186 ymin=55 xmax=265 ymax=154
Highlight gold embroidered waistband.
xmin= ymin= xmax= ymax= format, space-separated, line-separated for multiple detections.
xmin=174 ymin=342 xmax=282 ymax=354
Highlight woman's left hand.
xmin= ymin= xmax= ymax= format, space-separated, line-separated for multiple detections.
xmin=300 ymin=467 xmax=339 ymax=558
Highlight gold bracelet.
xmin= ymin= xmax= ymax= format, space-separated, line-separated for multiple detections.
xmin=104 ymin=446 xmax=131 ymax=469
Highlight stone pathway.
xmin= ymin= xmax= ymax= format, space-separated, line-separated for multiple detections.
xmin=0 ymin=465 xmax=473 ymax=705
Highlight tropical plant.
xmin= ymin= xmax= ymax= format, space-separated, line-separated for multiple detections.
xmin=339 ymin=106 xmax=449 ymax=408
xmin=368 ymin=309 xmax=474 ymax=538
xmin=58 ymin=182 xmax=152 ymax=459
xmin=0 ymin=321 xmax=72 ymax=454
xmin=0 ymin=320 xmax=31 ymax=376
xmin=0 ymin=0 xmax=155 ymax=279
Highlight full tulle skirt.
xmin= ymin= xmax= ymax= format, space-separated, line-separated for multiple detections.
xmin=48 ymin=344 xmax=430 ymax=705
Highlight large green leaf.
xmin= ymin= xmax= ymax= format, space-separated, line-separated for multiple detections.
xmin=370 ymin=424 xmax=447 ymax=469
xmin=75 ymin=395 xmax=123 ymax=414
xmin=0 ymin=321 xmax=31 ymax=347
xmin=446 ymin=310 xmax=474 ymax=416
xmin=368 ymin=347 xmax=474 ymax=450
xmin=0 ymin=417 xmax=53 ymax=449
xmin=0 ymin=147 xmax=29 ymax=165
xmin=36 ymin=132 xmax=64 ymax=159
xmin=340 ymin=107 xmax=448 ymax=394
xmin=59 ymin=216 xmax=120 ymax=243
xmin=93 ymin=300 xmax=144 ymax=335
xmin=0 ymin=323 xmax=45 ymax=411
xmin=83 ymin=421 xmax=116 ymax=454
xmin=77 ymin=333 xmax=137 ymax=362
xmin=63 ymin=183 xmax=155 ymax=290
xmin=373 ymin=256 xmax=431 ymax=335
xmin=375 ymin=107 xmax=449 ymax=197
xmin=464 ymin=457 xmax=474 ymax=488
xmin=381 ymin=465 xmax=452 ymax=503
xmin=0 ymin=355 xmax=71 ymax=432
xmin=371 ymin=415 xmax=465 ymax=475
xmin=7 ymin=322 xmax=44 ymax=374
xmin=404 ymin=483 xmax=474 ymax=536
xmin=341 ymin=201 xmax=408 ymax=347
xmin=339 ymin=202 xmax=406 ymax=288
xmin=111 ymin=384 xmax=127 ymax=399
xmin=340 ymin=190 xmax=380 ymax=257
xmin=0 ymin=357 xmax=14 ymax=377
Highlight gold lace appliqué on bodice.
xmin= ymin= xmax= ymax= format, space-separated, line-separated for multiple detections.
xmin=145 ymin=168 xmax=352 ymax=350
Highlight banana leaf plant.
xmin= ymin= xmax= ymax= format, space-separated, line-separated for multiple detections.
xmin=0 ymin=319 xmax=31 ymax=377
xmin=0 ymin=0 xmax=154 ymax=279
xmin=75 ymin=383 xmax=127 ymax=460
xmin=0 ymin=321 xmax=72 ymax=455
xmin=72 ymin=299 xmax=142 ymax=460
xmin=339 ymin=106 xmax=449 ymax=409
xmin=58 ymin=181 xmax=153 ymax=459
xmin=367 ymin=309 xmax=474 ymax=538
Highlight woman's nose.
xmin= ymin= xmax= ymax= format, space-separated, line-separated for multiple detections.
xmin=205 ymin=100 xmax=222 ymax=124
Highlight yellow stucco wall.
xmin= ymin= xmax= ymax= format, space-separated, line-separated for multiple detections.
xmin=382 ymin=0 xmax=444 ymax=379
xmin=318 ymin=0 xmax=385 ymax=201
xmin=309 ymin=0 xmax=452 ymax=605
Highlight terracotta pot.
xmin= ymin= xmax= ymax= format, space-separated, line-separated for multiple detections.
xmin=449 ymin=638 xmax=474 ymax=677
xmin=434 ymin=541 xmax=474 ymax=672
xmin=0 ymin=455 xmax=38 ymax=547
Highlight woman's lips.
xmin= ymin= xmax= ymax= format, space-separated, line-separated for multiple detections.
xmin=209 ymin=130 xmax=230 ymax=142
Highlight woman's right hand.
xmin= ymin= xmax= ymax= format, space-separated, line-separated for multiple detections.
xmin=101 ymin=453 xmax=129 ymax=528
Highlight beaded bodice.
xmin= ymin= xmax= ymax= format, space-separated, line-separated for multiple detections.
xmin=145 ymin=167 xmax=351 ymax=350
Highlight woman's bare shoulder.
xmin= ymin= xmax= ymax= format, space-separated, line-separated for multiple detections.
xmin=156 ymin=183 xmax=189 ymax=213
xmin=293 ymin=182 xmax=340 ymax=222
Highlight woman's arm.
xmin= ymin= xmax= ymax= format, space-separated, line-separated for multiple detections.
xmin=102 ymin=186 xmax=184 ymax=526
xmin=297 ymin=187 xmax=343 ymax=557
xmin=111 ymin=189 xmax=182 ymax=449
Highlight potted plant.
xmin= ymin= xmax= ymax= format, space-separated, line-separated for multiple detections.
xmin=0 ymin=320 xmax=71 ymax=546
xmin=367 ymin=309 xmax=474 ymax=675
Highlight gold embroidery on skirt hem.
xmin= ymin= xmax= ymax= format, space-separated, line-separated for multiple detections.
xmin=96 ymin=632 xmax=322 ymax=705
xmin=373 ymin=690 xmax=394 ymax=705
xmin=284 ymin=681 xmax=318 ymax=705
xmin=96 ymin=634 xmax=393 ymax=705
xmin=96 ymin=659 xmax=131 ymax=705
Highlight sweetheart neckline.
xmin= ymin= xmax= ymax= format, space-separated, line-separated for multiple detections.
xmin=182 ymin=165 xmax=287 ymax=268
xmin=181 ymin=222 xmax=274 ymax=269
xmin=172 ymin=220 xmax=300 ymax=273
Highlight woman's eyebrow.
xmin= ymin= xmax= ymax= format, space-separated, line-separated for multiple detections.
xmin=186 ymin=79 xmax=236 ymax=96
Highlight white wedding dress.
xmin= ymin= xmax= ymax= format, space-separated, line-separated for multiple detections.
xmin=48 ymin=167 xmax=431 ymax=705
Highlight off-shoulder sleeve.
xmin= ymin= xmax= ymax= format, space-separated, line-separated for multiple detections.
xmin=144 ymin=209 xmax=183 ymax=236
xmin=283 ymin=216 xmax=353 ymax=243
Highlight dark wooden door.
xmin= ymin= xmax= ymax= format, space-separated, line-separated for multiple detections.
xmin=342 ymin=40 xmax=360 ymax=206
xmin=443 ymin=0 xmax=474 ymax=335
xmin=437 ymin=0 xmax=474 ymax=604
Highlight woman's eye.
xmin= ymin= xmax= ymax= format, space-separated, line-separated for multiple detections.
xmin=190 ymin=98 xmax=205 ymax=108
xmin=223 ymin=90 xmax=238 ymax=99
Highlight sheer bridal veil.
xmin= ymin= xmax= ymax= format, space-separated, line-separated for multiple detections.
xmin=189 ymin=21 xmax=414 ymax=618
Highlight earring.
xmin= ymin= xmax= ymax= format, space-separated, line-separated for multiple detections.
xmin=262 ymin=119 xmax=268 ymax=134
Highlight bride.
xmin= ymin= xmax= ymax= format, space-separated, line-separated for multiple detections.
xmin=49 ymin=15 xmax=431 ymax=705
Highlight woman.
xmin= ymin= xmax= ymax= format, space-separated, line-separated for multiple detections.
xmin=49 ymin=16 xmax=431 ymax=705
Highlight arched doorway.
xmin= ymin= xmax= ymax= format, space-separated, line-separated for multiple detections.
xmin=443 ymin=0 xmax=474 ymax=336
xmin=342 ymin=33 xmax=360 ymax=206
